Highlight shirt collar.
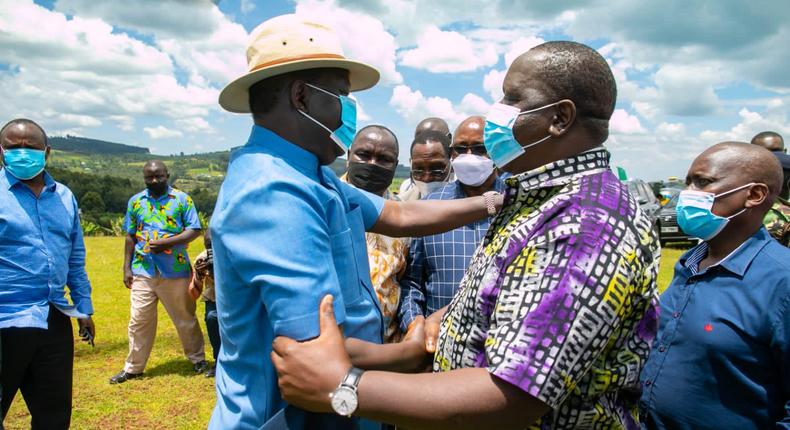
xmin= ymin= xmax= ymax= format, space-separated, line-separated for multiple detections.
xmin=246 ymin=125 xmax=319 ymax=178
xmin=3 ymin=168 xmax=56 ymax=192
xmin=680 ymin=228 xmax=772 ymax=277
xmin=504 ymin=147 xmax=611 ymax=194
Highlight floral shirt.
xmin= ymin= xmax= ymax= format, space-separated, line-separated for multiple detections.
xmin=433 ymin=149 xmax=661 ymax=429
xmin=124 ymin=186 xmax=202 ymax=279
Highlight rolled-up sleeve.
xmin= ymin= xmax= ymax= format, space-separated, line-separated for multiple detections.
xmin=181 ymin=194 xmax=202 ymax=230
xmin=398 ymin=236 xmax=428 ymax=331
xmin=217 ymin=180 xmax=346 ymax=341
xmin=67 ymin=195 xmax=93 ymax=316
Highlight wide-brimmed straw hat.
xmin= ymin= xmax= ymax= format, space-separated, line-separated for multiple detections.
xmin=219 ymin=14 xmax=380 ymax=113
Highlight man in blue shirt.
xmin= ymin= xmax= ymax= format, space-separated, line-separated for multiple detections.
xmin=211 ymin=15 xmax=502 ymax=430
xmin=399 ymin=118 xmax=505 ymax=334
xmin=109 ymin=160 xmax=207 ymax=384
xmin=0 ymin=119 xmax=94 ymax=429
xmin=640 ymin=142 xmax=790 ymax=429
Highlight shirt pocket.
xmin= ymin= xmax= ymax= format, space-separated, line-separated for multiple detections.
xmin=329 ymin=227 xmax=362 ymax=305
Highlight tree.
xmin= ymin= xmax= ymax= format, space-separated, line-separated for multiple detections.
xmin=81 ymin=191 xmax=106 ymax=213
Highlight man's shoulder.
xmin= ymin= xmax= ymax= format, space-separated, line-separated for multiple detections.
xmin=759 ymin=238 xmax=790 ymax=271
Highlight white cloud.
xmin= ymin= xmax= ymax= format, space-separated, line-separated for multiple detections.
xmin=655 ymin=122 xmax=686 ymax=135
xmin=699 ymin=103 xmax=790 ymax=143
xmin=144 ymin=125 xmax=183 ymax=140
xmin=483 ymin=69 xmax=507 ymax=102
xmin=609 ymin=109 xmax=645 ymax=134
xmin=503 ymin=36 xmax=545 ymax=67
xmin=240 ymin=0 xmax=256 ymax=14
xmin=399 ymin=26 xmax=499 ymax=73
xmin=176 ymin=117 xmax=216 ymax=134
xmin=389 ymin=84 xmax=488 ymax=128
xmin=295 ymin=0 xmax=402 ymax=85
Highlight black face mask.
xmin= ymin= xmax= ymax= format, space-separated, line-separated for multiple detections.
xmin=347 ymin=161 xmax=395 ymax=193
xmin=146 ymin=182 xmax=168 ymax=196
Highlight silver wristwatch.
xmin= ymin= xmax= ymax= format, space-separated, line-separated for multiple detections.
xmin=482 ymin=191 xmax=501 ymax=216
xmin=330 ymin=367 xmax=364 ymax=417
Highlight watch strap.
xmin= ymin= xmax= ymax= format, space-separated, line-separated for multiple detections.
xmin=341 ymin=366 xmax=364 ymax=389
xmin=482 ymin=191 xmax=499 ymax=216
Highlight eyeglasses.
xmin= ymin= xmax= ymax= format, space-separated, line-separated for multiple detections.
xmin=450 ymin=144 xmax=487 ymax=157
xmin=411 ymin=167 xmax=448 ymax=179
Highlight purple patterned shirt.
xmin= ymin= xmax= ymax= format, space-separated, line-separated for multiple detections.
xmin=433 ymin=149 xmax=661 ymax=429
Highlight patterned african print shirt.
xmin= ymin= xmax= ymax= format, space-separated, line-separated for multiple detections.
xmin=763 ymin=197 xmax=790 ymax=246
xmin=433 ymin=149 xmax=661 ymax=429
xmin=123 ymin=186 xmax=201 ymax=279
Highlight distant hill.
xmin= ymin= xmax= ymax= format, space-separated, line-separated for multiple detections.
xmin=50 ymin=135 xmax=149 ymax=155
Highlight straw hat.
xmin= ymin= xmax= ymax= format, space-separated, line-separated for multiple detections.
xmin=219 ymin=14 xmax=380 ymax=113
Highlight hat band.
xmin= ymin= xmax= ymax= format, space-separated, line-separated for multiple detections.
xmin=249 ymin=53 xmax=347 ymax=73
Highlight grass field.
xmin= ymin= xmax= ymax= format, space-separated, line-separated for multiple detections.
xmin=4 ymin=238 xmax=687 ymax=429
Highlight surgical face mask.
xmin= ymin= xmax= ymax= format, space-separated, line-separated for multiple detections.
xmin=1 ymin=147 xmax=47 ymax=180
xmin=347 ymin=161 xmax=395 ymax=194
xmin=483 ymin=101 xmax=561 ymax=168
xmin=297 ymin=83 xmax=357 ymax=151
xmin=676 ymin=182 xmax=755 ymax=241
xmin=451 ymin=153 xmax=494 ymax=186
xmin=413 ymin=179 xmax=447 ymax=196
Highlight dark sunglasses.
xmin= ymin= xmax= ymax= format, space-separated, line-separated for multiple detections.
xmin=450 ymin=144 xmax=487 ymax=157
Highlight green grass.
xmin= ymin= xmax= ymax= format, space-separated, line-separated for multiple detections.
xmin=4 ymin=238 xmax=688 ymax=429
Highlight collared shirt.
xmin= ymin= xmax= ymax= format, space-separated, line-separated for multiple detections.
xmin=433 ymin=149 xmax=661 ymax=429
xmin=123 ymin=186 xmax=201 ymax=279
xmin=399 ymin=177 xmax=506 ymax=332
xmin=209 ymin=126 xmax=385 ymax=430
xmin=341 ymin=174 xmax=409 ymax=343
xmin=0 ymin=169 xmax=93 ymax=329
xmin=639 ymin=228 xmax=790 ymax=429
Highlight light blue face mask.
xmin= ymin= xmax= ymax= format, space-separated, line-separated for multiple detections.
xmin=1 ymin=147 xmax=47 ymax=180
xmin=676 ymin=183 xmax=754 ymax=240
xmin=483 ymin=101 xmax=561 ymax=168
xmin=298 ymin=83 xmax=357 ymax=151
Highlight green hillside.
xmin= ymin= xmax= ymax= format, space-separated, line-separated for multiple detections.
xmin=50 ymin=135 xmax=150 ymax=155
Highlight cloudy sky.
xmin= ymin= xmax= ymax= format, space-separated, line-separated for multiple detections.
xmin=1 ymin=0 xmax=789 ymax=180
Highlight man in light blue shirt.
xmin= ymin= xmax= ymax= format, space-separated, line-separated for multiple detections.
xmin=0 ymin=119 xmax=94 ymax=429
xmin=211 ymin=15 xmax=502 ymax=430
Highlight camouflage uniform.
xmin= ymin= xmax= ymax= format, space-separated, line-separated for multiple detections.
xmin=764 ymin=197 xmax=790 ymax=246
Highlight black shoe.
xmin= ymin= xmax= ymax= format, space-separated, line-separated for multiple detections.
xmin=193 ymin=360 xmax=209 ymax=374
xmin=109 ymin=370 xmax=142 ymax=384
xmin=205 ymin=365 xmax=216 ymax=378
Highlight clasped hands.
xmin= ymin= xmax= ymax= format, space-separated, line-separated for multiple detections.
xmin=271 ymin=295 xmax=445 ymax=413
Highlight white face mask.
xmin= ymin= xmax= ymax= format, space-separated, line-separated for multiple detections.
xmin=451 ymin=153 xmax=494 ymax=186
xmin=413 ymin=180 xmax=447 ymax=196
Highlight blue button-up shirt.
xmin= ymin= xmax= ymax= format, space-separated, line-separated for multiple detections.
xmin=209 ymin=126 xmax=385 ymax=430
xmin=398 ymin=178 xmax=505 ymax=331
xmin=0 ymin=169 xmax=93 ymax=329
xmin=123 ymin=186 xmax=201 ymax=279
xmin=640 ymin=228 xmax=790 ymax=429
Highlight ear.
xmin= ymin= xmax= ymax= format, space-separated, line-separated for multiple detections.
xmin=290 ymin=79 xmax=310 ymax=112
xmin=548 ymin=99 xmax=576 ymax=137
xmin=744 ymin=183 xmax=769 ymax=208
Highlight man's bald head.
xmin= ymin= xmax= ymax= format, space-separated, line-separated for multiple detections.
xmin=698 ymin=141 xmax=783 ymax=197
xmin=751 ymin=131 xmax=784 ymax=153
xmin=143 ymin=159 xmax=168 ymax=174
xmin=453 ymin=116 xmax=485 ymax=140
xmin=0 ymin=119 xmax=48 ymax=149
xmin=350 ymin=125 xmax=399 ymax=156
xmin=509 ymin=41 xmax=616 ymax=143
xmin=414 ymin=117 xmax=450 ymax=138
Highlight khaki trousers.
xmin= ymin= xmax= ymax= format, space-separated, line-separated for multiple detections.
xmin=124 ymin=276 xmax=205 ymax=374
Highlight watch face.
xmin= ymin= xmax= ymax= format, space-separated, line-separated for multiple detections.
xmin=330 ymin=386 xmax=358 ymax=416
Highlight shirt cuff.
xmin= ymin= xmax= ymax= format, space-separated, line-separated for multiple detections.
xmin=272 ymin=297 xmax=347 ymax=341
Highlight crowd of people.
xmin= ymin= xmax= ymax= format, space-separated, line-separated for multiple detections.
xmin=1 ymin=12 xmax=789 ymax=430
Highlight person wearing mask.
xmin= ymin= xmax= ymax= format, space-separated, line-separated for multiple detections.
xmin=398 ymin=116 xmax=505 ymax=335
xmin=399 ymin=131 xmax=452 ymax=201
xmin=110 ymin=160 xmax=207 ymax=384
xmin=0 ymin=119 xmax=95 ymax=429
xmin=639 ymin=142 xmax=790 ymax=429
xmin=342 ymin=125 xmax=408 ymax=342
xmin=210 ymin=15 xmax=502 ymax=429
xmin=271 ymin=41 xmax=660 ymax=430
xmin=399 ymin=118 xmax=452 ymax=196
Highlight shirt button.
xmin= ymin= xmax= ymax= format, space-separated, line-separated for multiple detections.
xmin=659 ymin=345 xmax=666 ymax=352
xmin=673 ymin=312 xmax=680 ymax=319
xmin=644 ymin=380 xmax=652 ymax=386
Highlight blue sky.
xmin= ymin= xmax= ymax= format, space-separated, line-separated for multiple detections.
xmin=1 ymin=0 xmax=789 ymax=180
